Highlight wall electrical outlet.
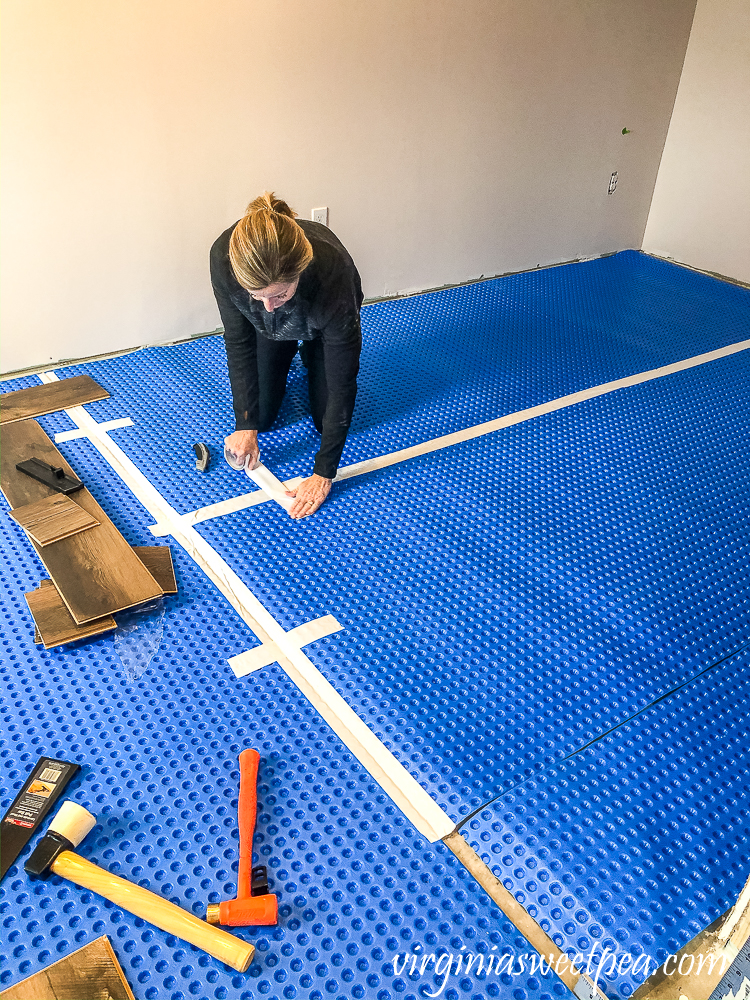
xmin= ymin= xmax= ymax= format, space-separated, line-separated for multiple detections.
xmin=608 ymin=171 xmax=618 ymax=195
xmin=312 ymin=207 xmax=329 ymax=226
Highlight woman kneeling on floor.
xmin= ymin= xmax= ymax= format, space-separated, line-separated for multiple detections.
xmin=210 ymin=192 xmax=363 ymax=519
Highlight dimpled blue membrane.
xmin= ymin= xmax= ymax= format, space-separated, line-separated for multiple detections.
xmin=52 ymin=250 xmax=750 ymax=516
xmin=195 ymin=346 xmax=750 ymax=819
xmin=463 ymin=648 xmax=750 ymax=998
xmin=3 ymin=250 xmax=750 ymax=999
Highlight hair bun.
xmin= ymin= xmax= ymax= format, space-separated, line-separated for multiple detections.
xmin=246 ymin=190 xmax=296 ymax=219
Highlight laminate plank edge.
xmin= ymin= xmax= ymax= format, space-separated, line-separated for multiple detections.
xmin=0 ymin=375 xmax=109 ymax=424
xmin=9 ymin=493 xmax=99 ymax=546
xmin=132 ymin=546 xmax=177 ymax=593
xmin=25 ymin=580 xmax=116 ymax=649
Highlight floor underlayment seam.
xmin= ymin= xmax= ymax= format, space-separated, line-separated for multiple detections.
xmin=53 ymin=416 xmax=134 ymax=442
xmin=460 ymin=649 xmax=750 ymax=999
xmin=227 ymin=613 xmax=345 ymax=677
xmin=148 ymin=475 xmax=305 ymax=536
xmin=329 ymin=336 xmax=750 ymax=486
xmin=453 ymin=637 xmax=750 ymax=833
xmin=560 ymin=638 xmax=750 ymax=759
xmin=444 ymin=830 xmax=608 ymax=1000
xmin=37 ymin=325 xmax=750 ymax=840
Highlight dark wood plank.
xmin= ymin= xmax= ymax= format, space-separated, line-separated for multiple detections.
xmin=0 ymin=375 xmax=109 ymax=424
xmin=25 ymin=580 xmax=116 ymax=648
xmin=1 ymin=420 xmax=162 ymax=622
xmin=0 ymin=935 xmax=134 ymax=999
xmin=132 ymin=545 xmax=177 ymax=593
xmin=9 ymin=493 xmax=99 ymax=545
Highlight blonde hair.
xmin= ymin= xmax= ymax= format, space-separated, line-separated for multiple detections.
xmin=229 ymin=191 xmax=313 ymax=290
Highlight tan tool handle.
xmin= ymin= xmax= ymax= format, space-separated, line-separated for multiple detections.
xmin=52 ymin=851 xmax=255 ymax=971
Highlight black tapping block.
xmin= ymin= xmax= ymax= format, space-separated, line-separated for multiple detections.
xmin=0 ymin=757 xmax=80 ymax=880
xmin=24 ymin=831 xmax=75 ymax=877
xmin=16 ymin=458 xmax=84 ymax=494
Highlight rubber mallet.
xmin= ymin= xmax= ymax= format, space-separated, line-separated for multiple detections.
xmin=25 ymin=801 xmax=255 ymax=971
xmin=206 ymin=748 xmax=278 ymax=926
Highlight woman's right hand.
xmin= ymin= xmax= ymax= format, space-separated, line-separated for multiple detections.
xmin=224 ymin=430 xmax=260 ymax=471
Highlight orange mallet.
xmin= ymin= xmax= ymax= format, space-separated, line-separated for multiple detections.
xmin=206 ymin=749 xmax=278 ymax=926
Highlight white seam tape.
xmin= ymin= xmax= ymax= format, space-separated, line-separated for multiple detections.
xmin=245 ymin=462 xmax=294 ymax=512
xmin=148 ymin=477 xmax=306 ymax=536
xmin=38 ymin=371 xmax=454 ymax=843
xmin=228 ymin=644 xmax=281 ymax=676
xmin=228 ymin=614 xmax=344 ymax=677
xmin=333 ymin=338 xmax=750 ymax=482
xmin=54 ymin=417 xmax=134 ymax=443
xmin=149 ymin=522 xmax=173 ymax=538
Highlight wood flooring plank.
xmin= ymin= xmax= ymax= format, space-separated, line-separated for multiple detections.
xmin=9 ymin=493 xmax=99 ymax=545
xmin=26 ymin=580 xmax=117 ymax=648
xmin=0 ymin=375 xmax=109 ymax=424
xmin=132 ymin=545 xmax=177 ymax=593
xmin=2 ymin=420 xmax=163 ymax=622
xmin=0 ymin=935 xmax=135 ymax=999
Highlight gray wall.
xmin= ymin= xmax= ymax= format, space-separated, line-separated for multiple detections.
xmin=644 ymin=0 xmax=750 ymax=285
xmin=1 ymin=0 xmax=696 ymax=373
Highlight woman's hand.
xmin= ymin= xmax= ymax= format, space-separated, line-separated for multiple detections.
xmin=224 ymin=430 xmax=260 ymax=471
xmin=287 ymin=474 xmax=332 ymax=518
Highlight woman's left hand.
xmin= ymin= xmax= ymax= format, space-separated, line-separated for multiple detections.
xmin=287 ymin=474 xmax=332 ymax=519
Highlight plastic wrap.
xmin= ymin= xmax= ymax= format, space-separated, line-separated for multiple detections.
xmin=113 ymin=598 xmax=166 ymax=683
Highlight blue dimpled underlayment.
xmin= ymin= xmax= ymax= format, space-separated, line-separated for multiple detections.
xmin=54 ymin=249 xmax=750 ymax=516
xmin=1 ymin=435 xmax=572 ymax=1000
xmin=3 ymin=249 xmax=750 ymax=999
xmin=195 ymin=346 xmax=750 ymax=819
xmin=463 ymin=648 xmax=750 ymax=999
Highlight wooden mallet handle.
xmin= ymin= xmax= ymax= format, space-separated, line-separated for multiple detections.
xmin=52 ymin=851 xmax=254 ymax=971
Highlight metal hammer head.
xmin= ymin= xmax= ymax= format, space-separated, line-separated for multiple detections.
xmin=25 ymin=802 xmax=96 ymax=877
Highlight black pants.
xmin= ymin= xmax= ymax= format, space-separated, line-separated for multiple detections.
xmin=255 ymin=337 xmax=327 ymax=434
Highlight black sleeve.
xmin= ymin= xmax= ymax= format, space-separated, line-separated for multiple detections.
xmin=210 ymin=244 xmax=260 ymax=430
xmin=313 ymin=302 xmax=362 ymax=479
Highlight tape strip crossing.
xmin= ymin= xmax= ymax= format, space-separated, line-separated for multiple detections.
xmin=229 ymin=615 xmax=344 ymax=677
xmin=54 ymin=417 xmax=133 ymax=442
xmin=245 ymin=462 xmax=295 ymax=512
xmin=39 ymin=372 xmax=455 ymax=844
xmin=148 ymin=477 xmax=304 ymax=537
